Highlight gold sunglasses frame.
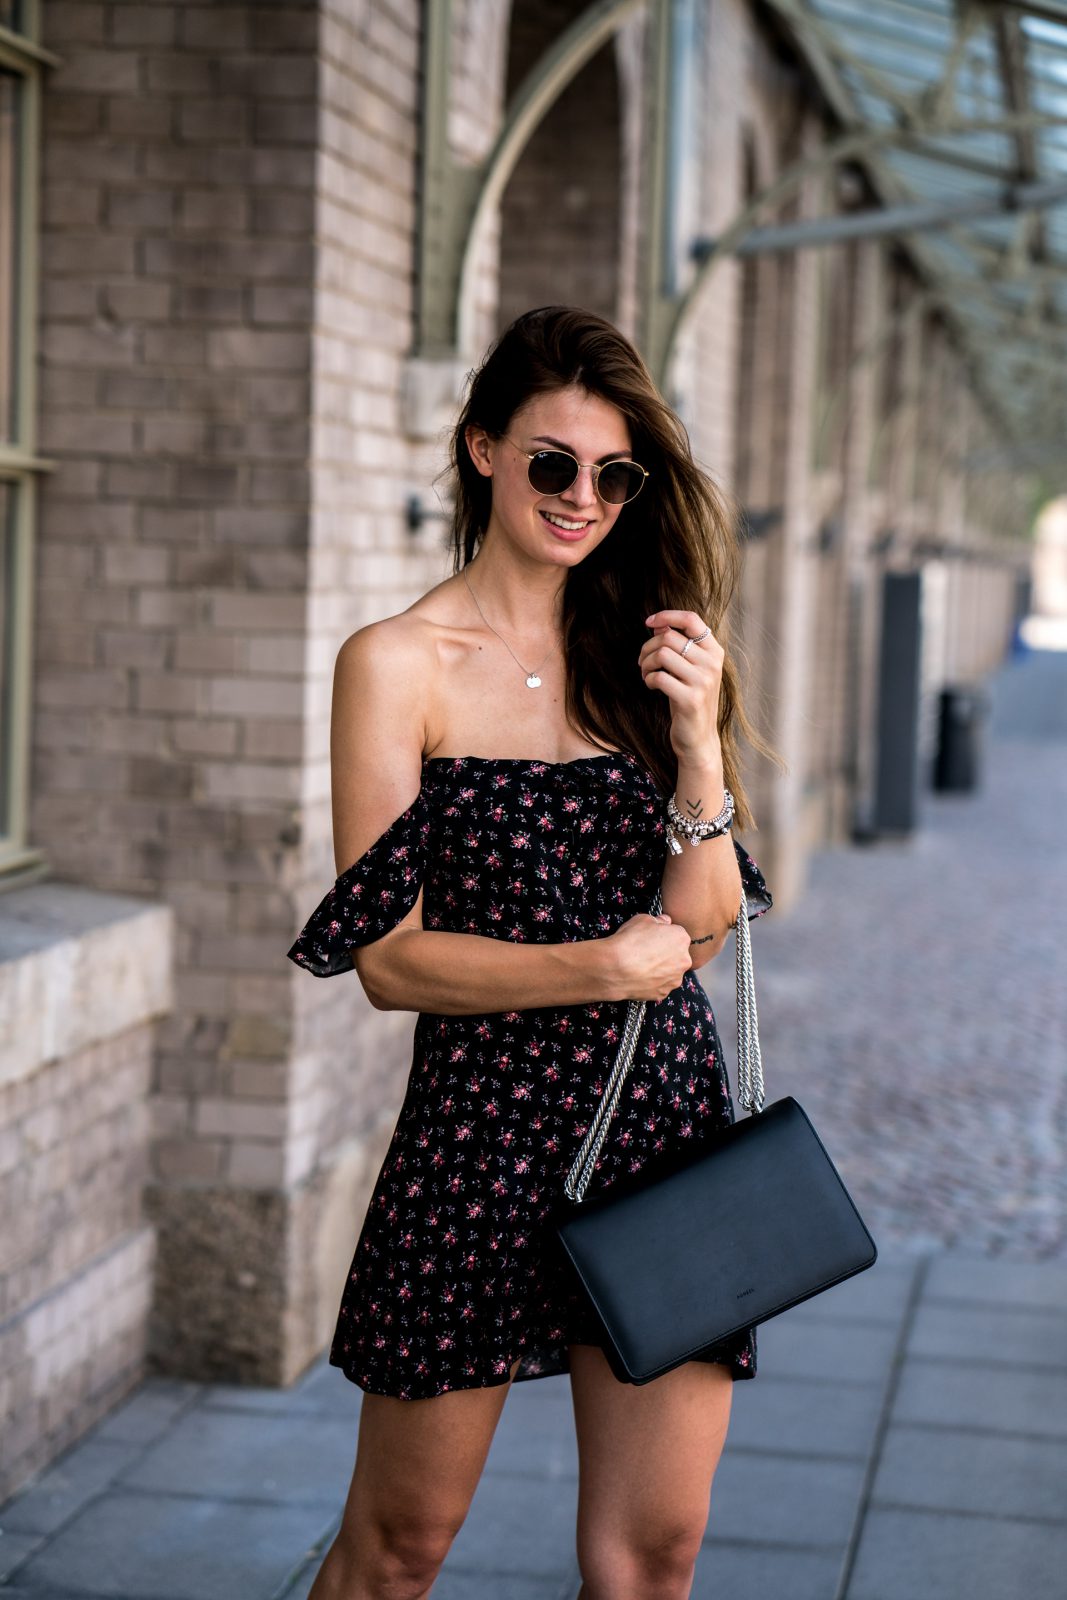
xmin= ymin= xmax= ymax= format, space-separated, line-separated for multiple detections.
xmin=504 ymin=438 xmax=650 ymax=506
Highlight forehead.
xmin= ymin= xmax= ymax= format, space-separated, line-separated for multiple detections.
xmin=512 ymin=385 xmax=631 ymax=454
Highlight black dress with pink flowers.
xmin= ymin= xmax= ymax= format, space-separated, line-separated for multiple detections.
xmin=287 ymin=751 xmax=772 ymax=1399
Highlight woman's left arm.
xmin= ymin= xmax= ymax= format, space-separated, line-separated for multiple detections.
xmin=640 ymin=609 xmax=744 ymax=970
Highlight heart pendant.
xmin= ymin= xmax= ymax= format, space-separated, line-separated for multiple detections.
xmin=525 ymin=674 xmax=542 ymax=688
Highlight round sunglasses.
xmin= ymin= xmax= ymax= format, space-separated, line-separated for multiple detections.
xmin=505 ymin=438 xmax=650 ymax=506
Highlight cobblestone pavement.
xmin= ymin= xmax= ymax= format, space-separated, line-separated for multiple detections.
xmin=712 ymin=644 xmax=1067 ymax=1261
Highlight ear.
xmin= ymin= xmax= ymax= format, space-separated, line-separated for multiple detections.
xmin=465 ymin=424 xmax=495 ymax=480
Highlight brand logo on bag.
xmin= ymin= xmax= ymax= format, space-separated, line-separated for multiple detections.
xmin=736 ymin=1286 xmax=755 ymax=1298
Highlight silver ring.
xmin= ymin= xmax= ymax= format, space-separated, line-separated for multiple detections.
xmin=680 ymin=627 xmax=710 ymax=659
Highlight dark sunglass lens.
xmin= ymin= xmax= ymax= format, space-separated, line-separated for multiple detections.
xmin=598 ymin=462 xmax=644 ymax=504
xmin=527 ymin=450 xmax=578 ymax=496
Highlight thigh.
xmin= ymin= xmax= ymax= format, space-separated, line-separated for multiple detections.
xmin=337 ymin=1360 xmax=522 ymax=1547
xmin=569 ymin=1344 xmax=734 ymax=1547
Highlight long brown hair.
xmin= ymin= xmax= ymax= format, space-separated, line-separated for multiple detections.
xmin=447 ymin=306 xmax=784 ymax=832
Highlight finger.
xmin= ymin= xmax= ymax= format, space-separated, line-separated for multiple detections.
xmin=645 ymin=610 xmax=710 ymax=636
xmin=664 ymin=626 xmax=718 ymax=660
xmin=642 ymin=648 xmax=703 ymax=685
xmin=643 ymin=667 xmax=692 ymax=699
xmin=644 ymin=625 xmax=694 ymax=655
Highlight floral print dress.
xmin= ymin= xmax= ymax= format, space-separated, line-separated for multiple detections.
xmin=287 ymin=751 xmax=773 ymax=1400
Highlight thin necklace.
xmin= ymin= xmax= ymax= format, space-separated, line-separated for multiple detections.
xmin=462 ymin=569 xmax=558 ymax=689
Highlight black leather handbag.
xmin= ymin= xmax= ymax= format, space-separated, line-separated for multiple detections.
xmin=555 ymin=883 xmax=878 ymax=1385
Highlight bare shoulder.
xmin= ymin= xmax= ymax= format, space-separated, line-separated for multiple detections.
xmin=334 ymin=580 xmax=467 ymax=734
xmin=336 ymin=607 xmax=435 ymax=673
xmin=329 ymin=587 xmax=466 ymax=875
xmin=335 ymin=603 xmax=440 ymax=709
xmin=338 ymin=578 xmax=463 ymax=668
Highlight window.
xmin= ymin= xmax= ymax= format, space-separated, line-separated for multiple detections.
xmin=2 ymin=67 xmax=22 ymax=440
xmin=0 ymin=0 xmax=45 ymax=882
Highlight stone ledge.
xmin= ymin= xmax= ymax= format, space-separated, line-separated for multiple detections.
xmin=0 ymin=882 xmax=174 ymax=1088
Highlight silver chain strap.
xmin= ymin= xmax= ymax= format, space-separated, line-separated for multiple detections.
xmin=563 ymin=887 xmax=764 ymax=1204
xmin=734 ymin=882 xmax=765 ymax=1118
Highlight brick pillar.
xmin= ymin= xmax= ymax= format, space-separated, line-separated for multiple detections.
xmin=841 ymin=241 xmax=884 ymax=837
xmin=763 ymin=127 xmax=823 ymax=898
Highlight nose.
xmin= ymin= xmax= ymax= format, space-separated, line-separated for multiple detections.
xmin=559 ymin=463 xmax=598 ymax=511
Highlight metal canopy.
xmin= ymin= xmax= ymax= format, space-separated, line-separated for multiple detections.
xmin=761 ymin=0 xmax=1067 ymax=462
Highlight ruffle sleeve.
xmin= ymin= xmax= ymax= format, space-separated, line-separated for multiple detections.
xmin=287 ymin=789 xmax=431 ymax=978
xmin=733 ymin=837 xmax=773 ymax=921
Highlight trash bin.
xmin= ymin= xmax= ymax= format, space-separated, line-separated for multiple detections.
xmin=933 ymin=684 xmax=988 ymax=792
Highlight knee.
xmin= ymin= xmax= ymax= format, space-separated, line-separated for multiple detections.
xmin=334 ymin=1510 xmax=460 ymax=1599
xmin=578 ymin=1520 xmax=705 ymax=1600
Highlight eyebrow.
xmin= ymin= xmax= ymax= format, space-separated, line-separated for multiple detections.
xmin=530 ymin=434 xmax=632 ymax=464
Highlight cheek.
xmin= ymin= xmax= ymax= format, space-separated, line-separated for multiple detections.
xmin=491 ymin=470 xmax=529 ymax=519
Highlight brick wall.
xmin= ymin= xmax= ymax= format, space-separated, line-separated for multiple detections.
xmin=34 ymin=0 xmax=327 ymax=1383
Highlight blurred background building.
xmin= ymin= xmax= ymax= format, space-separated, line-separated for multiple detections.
xmin=0 ymin=0 xmax=1062 ymax=1499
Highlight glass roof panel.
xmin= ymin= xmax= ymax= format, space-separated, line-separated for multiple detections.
xmin=787 ymin=0 xmax=1067 ymax=440
xmin=1023 ymin=16 xmax=1067 ymax=50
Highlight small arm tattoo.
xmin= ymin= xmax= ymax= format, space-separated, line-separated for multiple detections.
xmin=688 ymin=929 xmax=719 ymax=946
xmin=683 ymin=794 xmax=704 ymax=819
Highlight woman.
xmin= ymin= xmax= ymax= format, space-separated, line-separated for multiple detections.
xmin=288 ymin=305 xmax=780 ymax=1600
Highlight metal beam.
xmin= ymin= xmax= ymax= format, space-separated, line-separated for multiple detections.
xmin=916 ymin=0 xmax=987 ymax=131
xmin=993 ymin=3 xmax=1058 ymax=326
xmin=641 ymin=0 xmax=676 ymax=366
xmin=414 ymin=0 xmax=463 ymax=358
xmin=651 ymin=106 xmax=1067 ymax=380
xmin=992 ymin=0 xmax=1067 ymax=26
xmin=0 ymin=21 xmax=61 ymax=68
xmin=695 ymin=176 xmax=1067 ymax=255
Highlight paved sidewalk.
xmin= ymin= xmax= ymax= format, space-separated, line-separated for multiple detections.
xmin=708 ymin=641 xmax=1067 ymax=1262
xmin=2 ymin=1246 xmax=1065 ymax=1599
xmin=2 ymin=644 xmax=1065 ymax=1598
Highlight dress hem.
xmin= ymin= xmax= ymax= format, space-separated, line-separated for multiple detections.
xmin=327 ymin=1341 xmax=756 ymax=1400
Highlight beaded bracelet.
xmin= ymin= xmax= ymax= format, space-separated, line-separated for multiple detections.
xmin=665 ymin=786 xmax=735 ymax=855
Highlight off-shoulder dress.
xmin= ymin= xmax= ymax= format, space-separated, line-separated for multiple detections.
xmin=287 ymin=750 xmax=773 ymax=1400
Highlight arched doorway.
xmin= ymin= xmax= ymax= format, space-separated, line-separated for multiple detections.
xmin=497 ymin=1 xmax=623 ymax=331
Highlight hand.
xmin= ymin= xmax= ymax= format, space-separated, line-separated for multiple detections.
xmin=601 ymin=912 xmax=693 ymax=1003
xmin=639 ymin=609 xmax=725 ymax=767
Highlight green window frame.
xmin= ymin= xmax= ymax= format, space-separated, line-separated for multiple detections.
xmin=1 ymin=2 xmax=54 ymax=885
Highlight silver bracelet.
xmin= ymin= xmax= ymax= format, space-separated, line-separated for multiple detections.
xmin=665 ymin=787 xmax=734 ymax=855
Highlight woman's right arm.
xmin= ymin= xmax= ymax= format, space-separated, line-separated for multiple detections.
xmin=331 ymin=620 xmax=691 ymax=1014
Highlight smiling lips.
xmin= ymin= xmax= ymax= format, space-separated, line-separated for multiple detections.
xmin=541 ymin=509 xmax=591 ymax=537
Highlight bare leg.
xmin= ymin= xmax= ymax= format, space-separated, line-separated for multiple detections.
xmin=309 ymin=1359 xmax=521 ymax=1600
xmin=569 ymin=1345 xmax=734 ymax=1600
